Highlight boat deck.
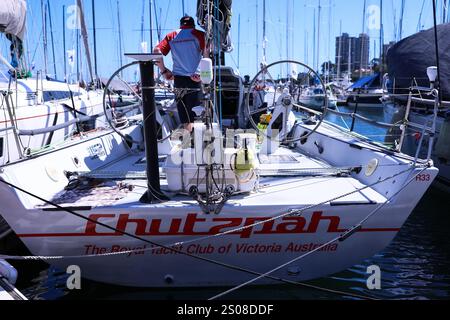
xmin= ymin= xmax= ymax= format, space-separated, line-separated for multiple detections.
xmin=46 ymin=147 xmax=387 ymax=210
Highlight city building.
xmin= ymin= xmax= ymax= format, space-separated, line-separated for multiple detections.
xmin=335 ymin=33 xmax=370 ymax=74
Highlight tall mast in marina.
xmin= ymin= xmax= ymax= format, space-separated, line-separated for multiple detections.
xmin=379 ymin=0 xmax=384 ymax=76
xmin=304 ymin=30 xmax=308 ymax=67
xmin=317 ymin=0 xmax=321 ymax=73
xmin=359 ymin=0 xmax=366 ymax=78
xmin=63 ymin=5 xmax=67 ymax=81
xmin=262 ymin=0 xmax=266 ymax=65
xmin=117 ymin=0 xmax=123 ymax=75
xmin=149 ymin=0 xmax=154 ymax=49
xmin=327 ymin=0 xmax=332 ymax=83
xmin=285 ymin=0 xmax=288 ymax=62
xmin=41 ymin=0 xmax=48 ymax=76
xmin=337 ymin=20 xmax=342 ymax=81
xmin=153 ymin=0 xmax=162 ymax=42
xmin=77 ymin=28 xmax=80 ymax=82
xmin=313 ymin=8 xmax=316 ymax=71
xmin=348 ymin=36 xmax=352 ymax=76
xmin=238 ymin=14 xmax=241 ymax=70
xmin=399 ymin=0 xmax=405 ymax=40
xmin=141 ymin=0 xmax=146 ymax=45
xmin=444 ymin=0 xmax=448 ymax=23
xmin=92 ymin=0 xmax=99 ymax=81
xmin=77 ymin=0 xmax=95 ymax=84
xmin=256 ymin=0 xmax=259 ymax=71
xmin=47 ymin=0 xmax=57 ymax=78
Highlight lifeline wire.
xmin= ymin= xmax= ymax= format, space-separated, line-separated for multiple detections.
xmin=0 ymin=178 xmax=376 ymax=301
xmin=208 ymin=166 xmax=428 ymax=300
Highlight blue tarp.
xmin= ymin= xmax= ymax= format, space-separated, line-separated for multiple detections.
xmin=349 ymin=73 xmax=381 ymax=90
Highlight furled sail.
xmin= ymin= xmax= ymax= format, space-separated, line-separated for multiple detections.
xmin=0 ymin=0 xmax=27 ymax=41
xmin=387 ymin=23 xmax=450 ymax=101
xmin=197 ymin=0 xmax=233 ymax=53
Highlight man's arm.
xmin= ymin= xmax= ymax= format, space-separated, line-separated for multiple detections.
xmin=153 ymin=47 xmax=166 ymax=71
xmin=153 ymin=46 xmax=173 ymax=80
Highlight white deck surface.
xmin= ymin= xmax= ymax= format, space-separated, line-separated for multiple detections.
xmin=48 ymin=146 xmax=387 ymax=209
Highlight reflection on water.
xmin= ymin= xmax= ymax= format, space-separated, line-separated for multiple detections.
xmin=5 ymin=105 xmax=450 ymax=300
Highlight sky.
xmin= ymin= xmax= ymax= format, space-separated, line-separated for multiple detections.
xmin=1 ymin=0 xmax=448 ymax=81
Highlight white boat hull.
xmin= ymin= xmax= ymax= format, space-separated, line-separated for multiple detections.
xmin=4 ymin=207 xmax=411 ymax=287
xmin=0 ymin=123 xmax=437 ymax=287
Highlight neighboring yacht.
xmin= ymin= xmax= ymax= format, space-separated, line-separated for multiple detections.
xmin=298 ymin=86 xmax=337 ymax=111
xmin=347 ymin=73 xmax=384 ymax=109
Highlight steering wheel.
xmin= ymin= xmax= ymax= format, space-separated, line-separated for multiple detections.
xmin=245 ymin=60 xmax=329 ymax=144
xmin=102 ymin=61 xmax=178 ymax=145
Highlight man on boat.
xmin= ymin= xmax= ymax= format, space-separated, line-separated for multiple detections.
xmin=153 ymin=15 xmax=208 ymax=132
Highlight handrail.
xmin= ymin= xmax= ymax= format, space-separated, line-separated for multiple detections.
xmin=18 ymin=115 xmax=93 ymax=136
xmin=0 ymin=126 xmax=14 ymax=134
xmin=326 ymin=108 xmax=402 ymax=129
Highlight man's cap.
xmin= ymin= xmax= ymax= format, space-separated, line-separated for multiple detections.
xmin=180 ymin=16 xmax=195 ymax=27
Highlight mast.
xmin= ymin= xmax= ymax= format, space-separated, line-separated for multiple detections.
xmin=286 ymin=0 xmax=290 ymax=61
xmin=432 ymin=0 xmax=442 ymax=103
xmin=47 ymin=0 xmax=57 ymax=78
xmin=262 ymin=0 xmax=266 ymax=64
xmin=92 ymin=0 xmax=98 ymax=80
xmin=337 ymin=21 xmax=342 ymax=81
xmin=317 ymin=0 xmax=321 ymax=72
xmin=117 ymin=0 xmax=123 ymax=74
xmin=41 ymin=0 xmax=48 ymax=76
xmin=313 ymin=8 xmax=316 ymax=71
xmin=182 ymin=0 xmax=185 ymax=15
xmin=141 ymin=0 xmax=145 ymax=44
xmin=256 ymin=0 xmax=259 ymax=70
xmin=153 ymin=0 xmax=161 ymax=42
xmin=77 ymin=0 xmax=95 ymax=84
xmin=360 ymin=0 xmax=366 ymax=79
xmin=348 ymin=37 xmax=352 ymax=76
xmin=304 ymin=30 xmax=308 ymax=67
xmin=379 ymin=0 xmax=384 ymax=76
xmin=327 ymin=0 xmax=332 ymax=83
xmin=238 ymin=14 xmax=241 ymax=69
xmin=77 ymin=28 xmax=80 ymax=82
xmin=444 ymin=0 xmax=448 ymax=23
xmin=417 ymin=0 xmax=426 ymax=32
xmin=149 ymin=0 xmax=154 ymax=49
xmin=63 ymin=5 xmax=67 ymax=81
xmin=399 ymin=0 xmax=405 ymax=40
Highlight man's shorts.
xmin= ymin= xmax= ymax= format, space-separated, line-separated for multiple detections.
xmin=174 ymin=76 xmax=201 ymax=124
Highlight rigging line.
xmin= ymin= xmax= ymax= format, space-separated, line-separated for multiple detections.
xmin=208 ymin=166 xmax=428 ymax=301
xmin=432 ymin=0 xmax=443 ymax=105
xmin=417 ymin=0 xmax=426 ymax=31
xmin=0 ymin=178 xmax=373 ymax=301
xmin=47 ymin=0 xmax=57 ymax=78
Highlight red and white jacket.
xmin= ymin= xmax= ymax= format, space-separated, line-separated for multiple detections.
xmin=157 ymin=26 xmax=206 ymax=77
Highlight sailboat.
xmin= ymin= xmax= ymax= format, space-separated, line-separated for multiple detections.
xmin=298 ymin=86 xmax=338 ymax=111
xmin=0 ymin=0 xmax=438 ymax=290
xmin=383 ymin=23 xmax=450 ymax=190
xmin=0 ymin=0 xmax=119 ymax=167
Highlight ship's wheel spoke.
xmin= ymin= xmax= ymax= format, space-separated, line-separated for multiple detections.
xmin=245 ymin=60 xmax=328 ymax=144
xmin=103 ymin=61 xmax=176 ymax=145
